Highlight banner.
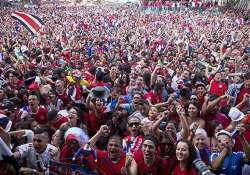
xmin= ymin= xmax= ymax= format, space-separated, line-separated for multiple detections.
xmin=49 ymin=160 xmax=96 ymax=175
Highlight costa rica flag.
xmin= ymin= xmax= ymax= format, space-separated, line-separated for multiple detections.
xmin=11 ymin=11 xmax=45 ymax=35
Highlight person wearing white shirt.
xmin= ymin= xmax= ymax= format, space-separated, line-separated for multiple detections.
xmin=14 ymin=128 xmax=58 ymax=175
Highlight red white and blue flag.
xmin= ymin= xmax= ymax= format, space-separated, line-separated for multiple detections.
xmin=11 ymin=11 xmax=45 ymax=35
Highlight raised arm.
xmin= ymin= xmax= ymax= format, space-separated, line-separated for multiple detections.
xmin=86 ymin=94 xmax=95 ymax=111
xmin=89 ymin=125 xmax=109 ymax=148
xmin=151 ymin=113 xmax=167 ymax=137
xmin=211 ymin=147 xmax=229 ymax=171
xmin=178 ymin=110 xmax=189 ymax=138
xmin=150 ymin=65 xmax=160 ymax=86
xmin=236 ymin=94 xmax=249 ymax=110
xmin=126 ymin=158 xmax=138 ymax=175
xmin=237 ymin=124 xmax=250 ymax=162
xmin=202 ymin=95 xmax=228 ymax=115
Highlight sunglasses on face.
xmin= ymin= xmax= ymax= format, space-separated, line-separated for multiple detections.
xmin=128 ymin=122 xmax=140 ymax=127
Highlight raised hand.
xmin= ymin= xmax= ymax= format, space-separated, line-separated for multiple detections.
xmin=99 ymin=125 xmax=109 ymax=135
xmin=176 ymin=104 xmax=185 ymax=117
xmin=235 ymin=123 xmax=246 ymax=136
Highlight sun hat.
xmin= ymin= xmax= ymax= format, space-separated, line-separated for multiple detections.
xmin=228 ymin=107 xmax=245 ymax=122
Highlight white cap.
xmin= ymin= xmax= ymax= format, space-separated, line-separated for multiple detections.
xmin=216 ymin=129 xmax=236 ymax=145
xmin=216 ymin=129 xmax=232 ymax=139
xmin=228 ymin=107 xmax=245 ymax=122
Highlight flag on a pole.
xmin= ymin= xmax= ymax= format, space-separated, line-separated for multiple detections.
xmin=11 ymin=11 xmax=45 ymax=35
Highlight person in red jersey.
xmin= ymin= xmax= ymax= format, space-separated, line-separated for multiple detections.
xmin=17 ymin=92 xmax=48 ymax=125
xmin=85 ymin=96 xmax=108 ymax=136
xmin=209 ymin=72 xmax=227 ymax=97
xmin=145 ymin=81 xmax=164 ymax=105
xmin=123 ymin=115 xmax=143 ymax=155
xmin=172 ymin=140 xmax=198 ymax=175
xmin=88 ymin=125 xmax=126 ymax=175
xmin=55 ymin=79 xmax=70 ymax=106
xmin=126 ymin=134 xmax=170 ymax=175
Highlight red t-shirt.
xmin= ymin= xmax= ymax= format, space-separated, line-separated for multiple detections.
xmin=203 ymin=112 xmax=230 ymax=135
xmin=209 ymin=80 xmax=227 ymax=96
xmin=134 ymin=150 xmax=170 ymax=175
xmin=96 ymin=150 xmax=126 ymax=175
xmin=157 ymin=149 xmax=177 ymax=172
xmin=172 ymin=163 xmax=198 ymax=175
xmin=236 ymin=86 xmax=250 ymax=107
xmin=145 ymin=91 xmax=163 ymax=105
xmin=53 ymin=116 xmax=69 ymax=130
xmin=198 ymin=96 xmax=205 ymax=110
xmin=233 ymin=129 xmax=250 ymax=152
xmin=57 ymin=91 xmax=70 ymax=105
xmin=84 ymin=109 xmax=108 ymax=136
xmin=30 ymin=106 xmax=48 ymax=124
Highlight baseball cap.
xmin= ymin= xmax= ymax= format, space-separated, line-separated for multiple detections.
xmin=216 ymin=129 xmax=232 ymax=139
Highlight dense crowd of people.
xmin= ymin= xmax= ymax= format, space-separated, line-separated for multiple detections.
xmin=0 ymin=1 xmax=249 ymax=175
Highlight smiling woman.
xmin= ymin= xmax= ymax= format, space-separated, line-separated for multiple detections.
xmin=172 ymin=140 xmax=198 ymax=175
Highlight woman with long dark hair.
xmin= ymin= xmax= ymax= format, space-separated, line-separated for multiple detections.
xmin=67 ymin=107 xmax=87 ymax=131
xmin=185 ymin=101 xmax=205 ymax=129
xmin=172 ymin=140 xmax=198 ymax=175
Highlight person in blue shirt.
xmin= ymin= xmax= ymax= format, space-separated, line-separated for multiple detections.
xmin=118 ymin=93 xmax=143 ymax=115
xmin=210 ymin=125 xmax=250 ymax=175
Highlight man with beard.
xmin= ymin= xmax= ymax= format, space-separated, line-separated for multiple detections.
xmin=88 ymin=125 xmax=126 ymax=175
xmin=126 ymin=134 xmax=170 ymax=175
xmin=13 ymin=127 xmax=58 ymax=174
